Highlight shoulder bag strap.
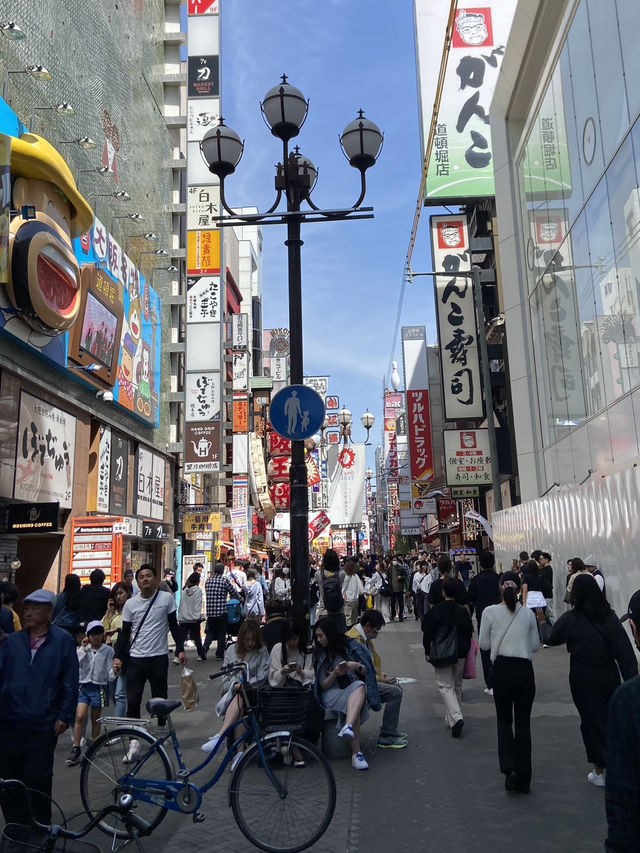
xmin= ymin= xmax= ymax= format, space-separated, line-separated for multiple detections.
xmin=129 ymin=590 xmax=160 ymax=655
xmin=494 ymin=607 xmax=520 ymax=658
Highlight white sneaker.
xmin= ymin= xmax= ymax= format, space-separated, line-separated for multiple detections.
xmin=201 ymin=734 xmax=224 ymax=753
xmin=352 ymin=752 xmax=369 ymax=771
xmin=122 ymin=739 xmax=140 ymax=764
xmin=483 ymin=688 xmax=494 ymax=696
xmin=338 ymin=724 xmax=354 ymax=740
xmin=587 ymin=770 xmax=605 ymax=787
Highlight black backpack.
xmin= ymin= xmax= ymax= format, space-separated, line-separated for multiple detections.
xmin=321 ymin=570 xmax=343 ymax=613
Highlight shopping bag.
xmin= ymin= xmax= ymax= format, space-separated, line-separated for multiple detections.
xmin=181 ymin=667 xmax=198 ymax=711
xmin=463 ymin=637 xmax=479 ymax=679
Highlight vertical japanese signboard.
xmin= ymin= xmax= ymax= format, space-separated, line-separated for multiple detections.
xmin=14 ymin=392 xmax=76 ymax=509
xmin=415 ymin=1 xmax=516 ymax=201
xmin=431 ymin=214 xmax=484 ymax=420
xmin=135 ymin=446 xmax=165 ymax=521
xmin=444 ymin=428 xmax=493 ymax=486
xmin=185 ymin=3 xmax=222 ymax=473
xmin=109 ymin=432 xmax=129 ymax=515
xmin=402 ymin=326 xmax=434 ymax=514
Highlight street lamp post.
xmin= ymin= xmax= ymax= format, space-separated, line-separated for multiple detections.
xmin=199 ymin=77 xmax=383 ymax=626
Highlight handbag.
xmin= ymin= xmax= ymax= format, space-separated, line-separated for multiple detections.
xmin=463 ymin=637 xmax=479 ymax=679
xmin=120 ymin=590 xmax=159 ymax=673
xmin=429 ymin=621 xmax=458 ymax=667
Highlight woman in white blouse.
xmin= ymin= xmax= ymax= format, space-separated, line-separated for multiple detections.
xmin=479 ymin=571 xmax=540 ymax=795
xmin=268 ymin=621 xmax=314 ymax=687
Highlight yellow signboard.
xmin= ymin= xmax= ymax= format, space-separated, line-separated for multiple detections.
xmin=187 ymin=229 xmax=221 ymax=274
xmin=183 ymin=511 xmax=221 ymax=535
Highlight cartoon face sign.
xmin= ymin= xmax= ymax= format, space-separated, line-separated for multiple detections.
xmin=455 ymin=10 xmax=489 ymax=46
xmin=3 ymin=134 xmax=93 ymax=343
xmin=439 ymin=223 xmax=464 ymax=248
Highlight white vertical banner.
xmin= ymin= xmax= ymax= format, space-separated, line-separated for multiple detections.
xmin=232 ymin=313 xmax=249 ymax=350
xmin=97 ymin=426 xmax=111 ymax=513
xmin=326 ymin=444 xmax=366 ymax=526
xmin=431 ymin=214 xmax=484 ymax=420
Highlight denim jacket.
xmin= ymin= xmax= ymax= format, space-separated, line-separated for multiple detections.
xmin=346 ymin=638 xmax=381 ymax=712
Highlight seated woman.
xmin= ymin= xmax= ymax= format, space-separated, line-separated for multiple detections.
xmin=201 ymin=618 xmax=269 ymax=768
xmin=313 ymin=617 xmax=369 ymax=771
xmin=268 ymin=619 xmax=321 ymax=755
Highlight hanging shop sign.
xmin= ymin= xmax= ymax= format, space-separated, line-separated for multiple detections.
xmin=431 ymin=214 xmax=484 ymax=420
xmin=188 ymin=55 xmax=219 ymax=98
xmin=184 ymin=422 xmax=221 ymax=473
xmin=109 ymin=432 xmax=129 ymax=515
xmin=134 ymin=446 xmax=165 ymax=521
xmin=444 ymin=429 xmax=493 ymax=486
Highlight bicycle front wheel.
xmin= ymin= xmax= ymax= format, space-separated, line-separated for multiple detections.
xmin=80 ymin=727 xmax=173 ymax=839
xmin=230 ymin=734 xmax=336 ymax=853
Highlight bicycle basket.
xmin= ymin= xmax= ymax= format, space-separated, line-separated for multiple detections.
xmin=258 ymin=685 xmax=311 ymax=732
xmin=1 ymin=825 xmax=101 ymax=853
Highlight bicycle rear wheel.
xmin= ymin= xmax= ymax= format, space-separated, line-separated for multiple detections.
xmin=80 ymin=727 xmax=172 ymax=839
xmin=230 ymin=734 xmax=336 ymax=853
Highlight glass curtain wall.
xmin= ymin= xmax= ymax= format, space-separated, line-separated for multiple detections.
xmin=518 ymin=0 xmax=640 ymax=451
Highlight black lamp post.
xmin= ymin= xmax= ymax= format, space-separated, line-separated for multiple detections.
xmin=199 ymin=76 xmax=382 ymax=627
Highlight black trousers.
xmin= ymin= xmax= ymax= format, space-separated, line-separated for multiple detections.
xmin=492 ymin=656 xmax=536 ymax=788
xmin=181 ymin=621 xmax=206 ymax=659
xmin=0 ymin=725 xmax=58 ymax=824
xmin=204 ymin=614 xmax=228 ymax=658
xmin=125 ymin=654 xmax=169 ymax=718
xmin=570 ymin=660 xmax=620 ymax=769
xmin=390 ymin=591 xmax=404 ymax=620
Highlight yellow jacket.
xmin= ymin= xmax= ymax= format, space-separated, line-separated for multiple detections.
xmin=346 ymin=624 xmax=385 ymax=680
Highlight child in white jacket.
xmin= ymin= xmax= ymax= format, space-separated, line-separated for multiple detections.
xmin=67 ymin=621 xmax=115 ymax=766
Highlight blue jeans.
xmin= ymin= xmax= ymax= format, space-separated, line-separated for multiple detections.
xmin=114 ymin=674 xmax=127 ymax=717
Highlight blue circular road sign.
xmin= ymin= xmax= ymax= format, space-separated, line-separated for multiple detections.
xmin=270 ymin=384 xmax=325 ymax=441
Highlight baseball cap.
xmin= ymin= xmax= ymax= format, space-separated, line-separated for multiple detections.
xmin=584 ymin=554 xmax=597 ymax=567
xmin=86 ymin=620 xmax=105 ymax=634
xmin=23 ymin=589 xmax=56 ymax=606
xmin=622 ymin=590 xmax=640 ymax=625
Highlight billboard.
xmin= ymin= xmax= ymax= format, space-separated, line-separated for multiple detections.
xmin=430 ymin=214 xmax=484 ymax=420
xmin=415 ymin=2 xmax=517 ymax=201
xmin=444 ymin=428 xmax=493 ymax=486
xmin=402 ymin=326 xmax=434 ymax=514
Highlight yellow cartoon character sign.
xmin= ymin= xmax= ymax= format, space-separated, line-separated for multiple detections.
xmin=2 ymin=133 xmax=93 ymax=348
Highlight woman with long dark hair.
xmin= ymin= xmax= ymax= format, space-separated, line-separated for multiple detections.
xmin=52 ymin=573 xmax=83 ymax=633
xmin=479 ymin=571 xmax=540 ymax=794
xmin=102 ymin=581 xmax=132 ymax=717
xmin=313 ymin=617 xmax=369 ymax=770
xmin=538 ymin=574 xmax=637 ymax=786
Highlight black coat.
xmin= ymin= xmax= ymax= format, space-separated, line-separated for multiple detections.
xmin=422 ymin=599 xmax=473 ymax=663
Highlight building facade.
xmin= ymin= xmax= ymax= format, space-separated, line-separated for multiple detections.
xmin=491 ymin=0 xmax=640 ymax=612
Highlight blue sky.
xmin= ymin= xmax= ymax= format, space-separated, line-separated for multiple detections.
xmin=220 ymin=1 xmax=438 ymax=461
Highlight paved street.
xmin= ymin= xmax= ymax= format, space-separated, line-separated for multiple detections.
xmin=46 ymin=618 xmax=612 ymax=853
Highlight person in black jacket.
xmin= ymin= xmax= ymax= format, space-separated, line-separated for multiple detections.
xmin=538 ymin=574 xmax=637 ymax=787
xmin=467 ymin=550 xmax=501 ymax=695
xmin=427 ymin=555 xmax=466 ymax=608
xmin=77 ymin=569 xmax=110 ymax=624
xmin=605 ymin=590 xmax=640 ymax=852
xmin=422 ymin=576 xmax=473 ymax=738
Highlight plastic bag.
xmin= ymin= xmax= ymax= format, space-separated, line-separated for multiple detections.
xmin=181 ymin=667 xmax=198 ymax=711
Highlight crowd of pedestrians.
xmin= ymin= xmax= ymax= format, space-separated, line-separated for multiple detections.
xmin=0 ymin=544 xmax=638 ymax=850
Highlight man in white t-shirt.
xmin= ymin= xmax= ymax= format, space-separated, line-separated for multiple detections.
xmin=113 ymin=564 xmax=186 ymax=718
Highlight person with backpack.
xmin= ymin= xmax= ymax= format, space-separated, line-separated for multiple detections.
xmin=314 ymin=549 xmax=346 ymax=632
xmin=422 ymin=576 xmax=473 ymax=738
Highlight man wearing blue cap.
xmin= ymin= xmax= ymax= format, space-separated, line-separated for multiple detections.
xmin=605 ymin=590 xmax=640 ymax=852
xmin=0 ymin=588 xmax=79 ymax=824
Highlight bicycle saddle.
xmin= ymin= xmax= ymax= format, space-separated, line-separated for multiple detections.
xmin=146 ymin=699 xmax=182 ymax=718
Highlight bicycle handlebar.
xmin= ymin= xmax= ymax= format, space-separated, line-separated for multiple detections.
xmin=0 ymin=778 xmax=153 ymax=839
xmin=209 ymin=661 xmax=248 ymax=681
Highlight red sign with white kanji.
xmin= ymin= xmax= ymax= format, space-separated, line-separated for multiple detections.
xmin=407 ymin=389 xmax=434 ymax=482
xmin=188 ymin=0 xmax=218 ymax=14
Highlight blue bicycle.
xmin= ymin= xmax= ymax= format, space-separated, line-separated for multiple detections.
xmin=79 ymin=663 xmax=336 ymax=853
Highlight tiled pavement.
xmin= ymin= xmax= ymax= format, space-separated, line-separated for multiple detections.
xmin=45 ymin=617 xmax=612 ymax=853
